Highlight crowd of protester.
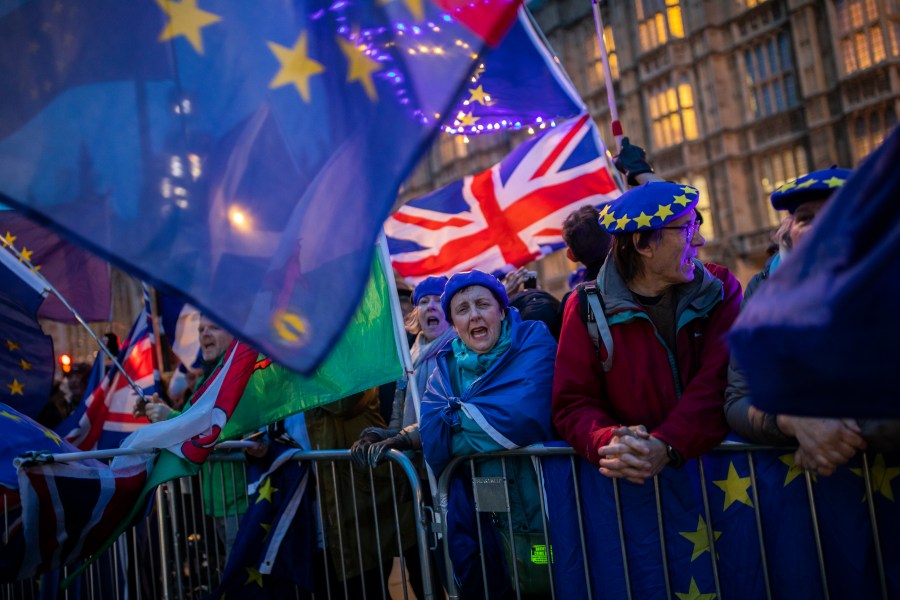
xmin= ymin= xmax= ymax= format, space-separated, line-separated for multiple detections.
xmin=34 ymin=136 xmax=893 ymax=599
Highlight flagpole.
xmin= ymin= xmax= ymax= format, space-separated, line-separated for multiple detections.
xmin=142 ymin=283 xmax=164 ymax=393
xmin=591 ymin=0 xmax=623 ymax=153
xmin=0 ymin=243 xmax=148 ymax=402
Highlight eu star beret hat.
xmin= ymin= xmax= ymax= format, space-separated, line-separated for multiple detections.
xmin=441 ymin=270 xmax=509 ymax=318
xmin=770 ymin=167 xmax=852 ymax=214
xmin=598 ymin=181 xmax=699 ymax=233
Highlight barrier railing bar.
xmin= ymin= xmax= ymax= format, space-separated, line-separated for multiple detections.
xmin=328 ymin=460 xmax=350 ymax=600
xmin=311 ymin=460 xmax=334 ymax=600
xmin=388 ymin=461 xmax=409 ymax=600
xmin=346 ymin=460 xmax=370 ymax=599
xmin=571 ymin=455 xmax=597 ymax=600
xmin=175 ymin=478 xmax=194 ymax=597
xmin=652 ymin=476 xmax=672 ymax=599
xmin=533 ymin=457 xmax=557 ymax=599
xmin=500 ymin=456 xmax=522 ymax=600
xmin=470 ymin=458 xmax=491 ymax=600
xmin=803 ymin=470 xmax=830 ymax=600
xmin=366 ymin=463 xmax=386 ymax=600
xmin=861 ymin=453 xmax=889 ymax=600
xmin=746 ymin=451 xmax=772 ymax=600
xmin=154 ymin=486 xmax=171 ymax=600
xmin=696 ymin=457 xmax=722 ymax=599
xmin=165 ymin=480 xmax=186 ymax=600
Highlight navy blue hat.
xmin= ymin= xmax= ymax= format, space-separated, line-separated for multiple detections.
xmin=441 ymin=270 xmax=509 ymax=319
xmin=413 ymin=275 xmax=448 ymax=305
xmin=770 ymin=167 xmax=852 ymax=213
xmin=598 ymin=181 xmax=699 ymax=233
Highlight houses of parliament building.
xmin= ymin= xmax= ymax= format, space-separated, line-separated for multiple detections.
xmin=400 ymin=0 xmax=900 ymax=294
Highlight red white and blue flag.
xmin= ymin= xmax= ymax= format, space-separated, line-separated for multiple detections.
xmin=386 ymin=114 xmax=621 ymax=281
xmin=57 ymin=309 xmax=157 ymax=451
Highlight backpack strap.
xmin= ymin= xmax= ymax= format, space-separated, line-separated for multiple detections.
xmin=576 ymin=282 xmax=614 ymax=372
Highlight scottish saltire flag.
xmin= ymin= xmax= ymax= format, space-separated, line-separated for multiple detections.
xmin=57 ymin=307 xmax=157 ymax=450
xmin=209 ymin=443 xmax=316 ymax=599
xmin=0 ymin=403 xmax=149 ymax=583
xmin=387 ymin=114 xmax=620 ymax=281
xmin=443 ymin=10 xmax=582 ymax=135
xmin=731 ymin=126 xmax=900 ymax=418
xmin=0 ymin=247 xmax=53 ymax=419
xmin=0 ymin=210 xmax=111 ymax=324
xmin=0 ymin=0 xmax=521 ymax=374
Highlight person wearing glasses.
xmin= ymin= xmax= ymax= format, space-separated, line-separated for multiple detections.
xmin=552 ymin=141 xmax=742 ymax=484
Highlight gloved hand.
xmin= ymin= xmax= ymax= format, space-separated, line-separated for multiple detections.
xmin=134 ymin=393 xmax=173 ymax=423
xmin=614 ymin=137 xmax=654 ymax=186
xmin=367 ymin=429 xmax=416 ymax=467
xmin=350 ymin=427 xmax=396 ymax=468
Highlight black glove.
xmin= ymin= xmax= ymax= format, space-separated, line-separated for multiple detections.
xmin=350 ymin=427 xmax=395 ymax=468
xmin=367 ymin=429 xmax=415 ymax=467
xmin=614 ymin=137 xmax=654 ymax=186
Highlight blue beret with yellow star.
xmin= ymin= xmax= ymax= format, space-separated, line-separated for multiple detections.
xmin=597 ymin=181 xmax=699 ymax=233
xmin=770 ymin=167 xmax=852 ymax=213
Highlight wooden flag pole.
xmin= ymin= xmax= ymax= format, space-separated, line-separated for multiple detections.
xmin=591 ymin=0 xmax=623 ymax=153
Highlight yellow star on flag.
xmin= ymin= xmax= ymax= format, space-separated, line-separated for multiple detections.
xmin=598 ymin=204 xmax=611 ymax=219
xmin=268 ymin=31 xmax=325 ymax=103
xmin=378 ymin=0 xmax=424 ymax=21
xmin=680 ymin=186 xmax=697 ymax=195
xmin=256 ymin=477 xmax=278 ymax=504
xmin=777 ymin=180 xmax=797 ymax=193
xmin=713 ymin=461 xmax=753 ymax=510
xmin=6 ymin=340 xmax=19 ymax=351
xmin=0 ymin=409 xmax=23 ymax=422
xmin=19 ymin=359 xmax=31 ymax=371
xmin=679 ymin=515 xmax=722 ymax=561
xmin=19 ymin=247 xmax=33 ymax=263
xmin=672 ymin=194 xmax=691 ymax=207
xmin=795 ymin=178 xmax=818 ymax=189
xmin=654 ymin=204 xmax=674 ymax=221
xmin=468 ymin=85 xmax=489 ymax=105
xmin=155 ymin=0 xmax=221 ymax=55
xmin=245 ymin=566 xmax=264 ymax=587
xmin=675 ymin=577 xmax=717 ymax=600
xmin=614 ymin=214 xmax=631 ymax=230
xmin=8 ymin=379 xmax=25 ymax=396
xmin=851 ymin=454 xmax=900 ymax=501
xmin=260 ymin=522 xmax=272 ymax=539
xmin=824 ymin=176 xmax=845 ymax=188
xmin=633 ymin=212 xmax=653 ymax=228
xmin=778 ymin=453 xmax=814 ymax=487
xmin=1 ymin=232 xmax=15 ymax=247
xmin=600 ymin=211 xmax=617 ymax=228
xmin=458 ymin=112 xmax=480 ymax=127
xmin=43 ymin=428 xmax=61 ymax=446
xmin=336 ymin=36 xmax=381 ymax=101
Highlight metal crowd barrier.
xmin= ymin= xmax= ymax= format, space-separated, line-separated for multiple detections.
xmin=5 ymin=443 xmax=896 ymax=600
xmin=434 ymin=444 xmax=897 ymax=600
xmin=2 ymin=448 xmax=435 ymax=600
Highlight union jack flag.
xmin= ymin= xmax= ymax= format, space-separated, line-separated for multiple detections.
xmin=386 ymin=114 xmax=621 ymax=281
xmin=57 ymin=308 xmax=157 ymax=450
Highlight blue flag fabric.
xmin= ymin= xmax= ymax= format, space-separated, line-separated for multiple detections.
xmin=443 ymin=10 xmax=582 ymax=134
xmin=0 ymin=0 xmax=521 ymax=374
xmin=0 ymin=249 xmax=53 ymax=419
xmin=207 ymin=442 xmax=316 ymax=599
xmin=539 ymin=442 xmax=900 ymax=599
xmin=730 ymin=126 xmax=900 ymax=418
xmin=0 ymin=210 xmax=111 ymax=324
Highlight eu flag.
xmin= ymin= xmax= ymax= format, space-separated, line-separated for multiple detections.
xmin=0 ymin=210 xmax=111 ymax=324
xmin=0 ymin=248 xmax=53 ymax=419
xmin=0 ymin=0 xmax=521 ymax=373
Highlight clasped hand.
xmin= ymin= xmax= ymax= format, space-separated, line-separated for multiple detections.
xmin=598 ymin=425 xmax=669 ymax=485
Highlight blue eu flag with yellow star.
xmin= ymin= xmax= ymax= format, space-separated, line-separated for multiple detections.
xmin=0 ymin=247 xmax=53 ymax=420
xmin=0 ymin=0 xmax=521 ymax=373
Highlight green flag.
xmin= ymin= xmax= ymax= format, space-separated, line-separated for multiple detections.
xmin=221 ymin=256 xmax=402 ymax=439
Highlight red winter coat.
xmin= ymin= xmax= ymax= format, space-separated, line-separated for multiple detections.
xmin=552 ymin=260 xmax=742 ymax=465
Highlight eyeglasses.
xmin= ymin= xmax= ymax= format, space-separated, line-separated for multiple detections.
xmin=659 ymin=221 xmax=702 ymax=240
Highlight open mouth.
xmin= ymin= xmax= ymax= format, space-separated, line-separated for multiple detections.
xmin=470 ymin=326 xmax=488 ymax=339
xmin=426 ymin=316 xmax=440 ymax=327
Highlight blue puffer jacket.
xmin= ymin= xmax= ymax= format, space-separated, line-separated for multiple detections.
xmin=419 ymin=308 xmax=557 ymax=477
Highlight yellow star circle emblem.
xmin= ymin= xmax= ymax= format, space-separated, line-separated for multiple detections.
xmin=7 ymin=379 xmax=24 ymax=396
xmin=824 ymin=176 xmax=846 ymax=188
xmin=336 ymin=36 xmax=381 ymax=101
xmin=654 ymin=204 xmax=674 ymax=221
xmin=256 ymin=477 xmax=279 ymax=504
xmin=468 ymin=85 xmax=489 ymax=105
xmin=614 ymin=214 xmax=631 ymax=230
xmin=795 ymin=178 xmax=818 ymax=189
xmin=633 ymin=212 xmax=653 ymax=228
